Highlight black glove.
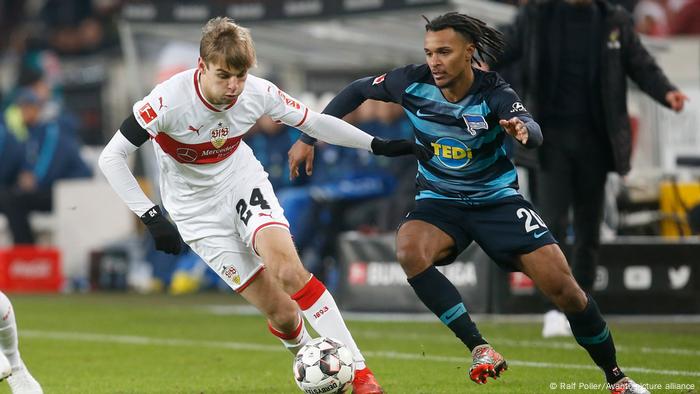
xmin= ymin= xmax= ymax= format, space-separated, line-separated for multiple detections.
xmin=370 ymin=137 xmax=433 ymax=162
xmin=140 ymin=206 xmax=182 ymax=254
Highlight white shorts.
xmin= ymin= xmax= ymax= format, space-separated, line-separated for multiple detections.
xmin=173 ymin=174 xmax=289 ymax=293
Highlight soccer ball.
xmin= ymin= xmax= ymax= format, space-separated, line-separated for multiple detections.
xmin=293 ymin=337 xmax=355 ymax=393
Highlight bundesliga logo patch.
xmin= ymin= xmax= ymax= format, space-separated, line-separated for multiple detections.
xmin=462 ymin=114 xmax=488 ymax=136
xmin=138 ymin=103 xmax=157 ymax=125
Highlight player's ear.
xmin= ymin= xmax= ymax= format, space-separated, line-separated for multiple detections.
xmin=465 ymin=43 xmax=476 ymax=60
xmin=197 ymin=57 xmax=207 ymax=74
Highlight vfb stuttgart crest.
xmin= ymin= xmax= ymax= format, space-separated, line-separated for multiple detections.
xmin=221 ymin=265 xmax=241 ymax=285
xmin=210 ymin=122 xmax=229 ymax=149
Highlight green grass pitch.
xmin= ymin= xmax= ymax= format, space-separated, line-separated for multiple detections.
xmin=1 ymin=293 xmax=698 ymax=393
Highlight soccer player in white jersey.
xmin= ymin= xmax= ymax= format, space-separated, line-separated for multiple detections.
xmin=99 ymin=16 xmax=431 ymax=393
xmin=0 ymin=291 xmax=43 ymax=394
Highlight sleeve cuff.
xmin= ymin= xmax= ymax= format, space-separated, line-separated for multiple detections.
xmin=299 ymin=133 xmax=317 ymax=145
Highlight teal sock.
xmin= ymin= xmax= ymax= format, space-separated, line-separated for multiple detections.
xmin=566 ymin=294 xmax=625 ymax=384
xmin=408 ymin=266 xmax=487 ymax=351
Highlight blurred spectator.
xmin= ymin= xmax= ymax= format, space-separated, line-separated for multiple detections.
xmin=0 ymin=122 xmax=23 ymax=188
xmin=0 ymin=88 xmax=92 ymax=244
xmin=610 ymin=0 xmax=639 ymax=12
xmin=40 ymin=0 xmax=120 ymax=56
xmin=347 ymin=101 xmax=416 ymax=232
xmin=266 ymin=101 xmax=399 ymax=281
xmin=497 ymin=0 xmax=687 ymax=336
xmin=246 ymin=116 xmax=309 ymax=191
xmin=634 ymin=0 xmax=670 ymax=36
xmin=0 ymin=0 xmax=26 ymax=51
xmin=669 ymin=0 xmax=700 ymax=34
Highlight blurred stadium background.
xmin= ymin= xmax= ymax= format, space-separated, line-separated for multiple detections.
xmin=0 ymin=0 xmax=699 ymax=393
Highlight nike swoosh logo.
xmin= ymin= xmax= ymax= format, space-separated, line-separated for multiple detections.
xmin=444 ymin=309 xmax=460 ymax=320
xmin=534 ymin=230 xmax=549 ymax=238
xmin=416 ymin=109 xmax=435 ymax=117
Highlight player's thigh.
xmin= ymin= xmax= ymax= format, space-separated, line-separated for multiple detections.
xmin=228 ymin=174 xmax=290 ymax=253
xmin=397 ymin=199 xmax=467 ymax=276
xmin=517 ymin=244 xmax=587 ymax=311
xmin=254 ymin=226 xmax=309 ymax=292
xmin=187 ymin=233 xmax=264 ymax=293
xmin=469 ymin=195 xmax=557 ymax=271
xmin=396 ymin=220 xmax=454 ymax=262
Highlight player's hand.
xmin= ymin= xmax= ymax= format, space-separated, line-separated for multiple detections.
xmin=499 ymin=117 xmax=528 ymax=145
xmin=665 ymin=90 xmax=688 ymax=112
xmin=288 ymin=140 xmax=315 ymax=180
xmin=371 ymin=137 xmax=433 ymax=161
xmin=140 ymin=205 xmax=182 ymax=254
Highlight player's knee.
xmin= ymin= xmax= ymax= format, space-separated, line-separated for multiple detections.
xmin=549 ymin=282 xmax=587 ymax=313
xmin=396 ymin=247 xmax=432 ymax=277
xmin=274 ymin=259 xmax=308 ymax=292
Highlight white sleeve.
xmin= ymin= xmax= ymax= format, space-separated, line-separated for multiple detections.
xmin=264 ymin=84 xmax=310 ymax=127
xmin=262 ymin=81 xmax=373 ymax=150
xmin=132 ymin=82 xmax=170 ymax=136
xmin=296 ymin=111 xmax=373 ymax=151
xmin=98 ymin=131 xmax=156 ymax=217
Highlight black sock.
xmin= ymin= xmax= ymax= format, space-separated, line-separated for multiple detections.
xmin=565 ymin=294 xmax=625 ymax=384
xmin=408 ymin=265 xmax=487 ymax=351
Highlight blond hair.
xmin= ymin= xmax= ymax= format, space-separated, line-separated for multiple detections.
xmin=200 ymin=17 xmax=256 ymax=71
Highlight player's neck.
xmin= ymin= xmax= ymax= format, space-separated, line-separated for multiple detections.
xmin=440 ymin=67 xmax=474 ymax=103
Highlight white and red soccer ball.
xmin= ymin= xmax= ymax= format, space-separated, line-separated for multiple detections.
xmin=293 ymin=337 xmax=355 ymax=393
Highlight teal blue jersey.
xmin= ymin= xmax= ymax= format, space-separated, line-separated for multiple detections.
xmin=363 ymin=65 xmax=533 ymax=205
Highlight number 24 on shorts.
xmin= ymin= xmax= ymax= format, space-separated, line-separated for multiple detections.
xmin=236 ymin=187 xmax=270 ymax=225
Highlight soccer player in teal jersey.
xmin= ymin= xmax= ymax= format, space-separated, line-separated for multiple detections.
xmin=289 ymin=12 xmax=649 ymax=394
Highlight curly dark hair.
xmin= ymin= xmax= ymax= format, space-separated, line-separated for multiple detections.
xmin=423 ymin=12 xmax=505 ymax=66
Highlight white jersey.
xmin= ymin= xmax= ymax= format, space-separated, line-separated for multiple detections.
xmin=131 ymin=69 xmax=308 ymax=217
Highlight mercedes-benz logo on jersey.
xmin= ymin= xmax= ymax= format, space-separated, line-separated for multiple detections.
xmin=430 ymin=137 xmax=472 ymax=169
xmin=462 ymin=114 xmax=489 ymax=136
xmin=210 ymin=122 xmax=229 ymax=149
xmin=176 ymin=147 xmax=198 ymax=162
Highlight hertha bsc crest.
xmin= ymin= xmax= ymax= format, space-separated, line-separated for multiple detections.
xmin=210 ymin=122 xmax=229 ymax=149
xmin=462 ymin=114 xmax=488 ymax=136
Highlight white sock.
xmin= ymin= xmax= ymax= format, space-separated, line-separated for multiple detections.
xmin=0 ymin=292 xmax=20 ymax=369
xmin=292 ymin=276 xmax=366 ymax=370
xmin=268 ymin=314 xmax=311 ymax=355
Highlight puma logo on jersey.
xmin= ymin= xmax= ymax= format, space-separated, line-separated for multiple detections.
xmin=187 ymin=125 xmax=203 ymax=135
xmin=2 ymin=306 xmax=11 ymax=321
xmin=158 ymin=96 xmax=167 ymax=110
